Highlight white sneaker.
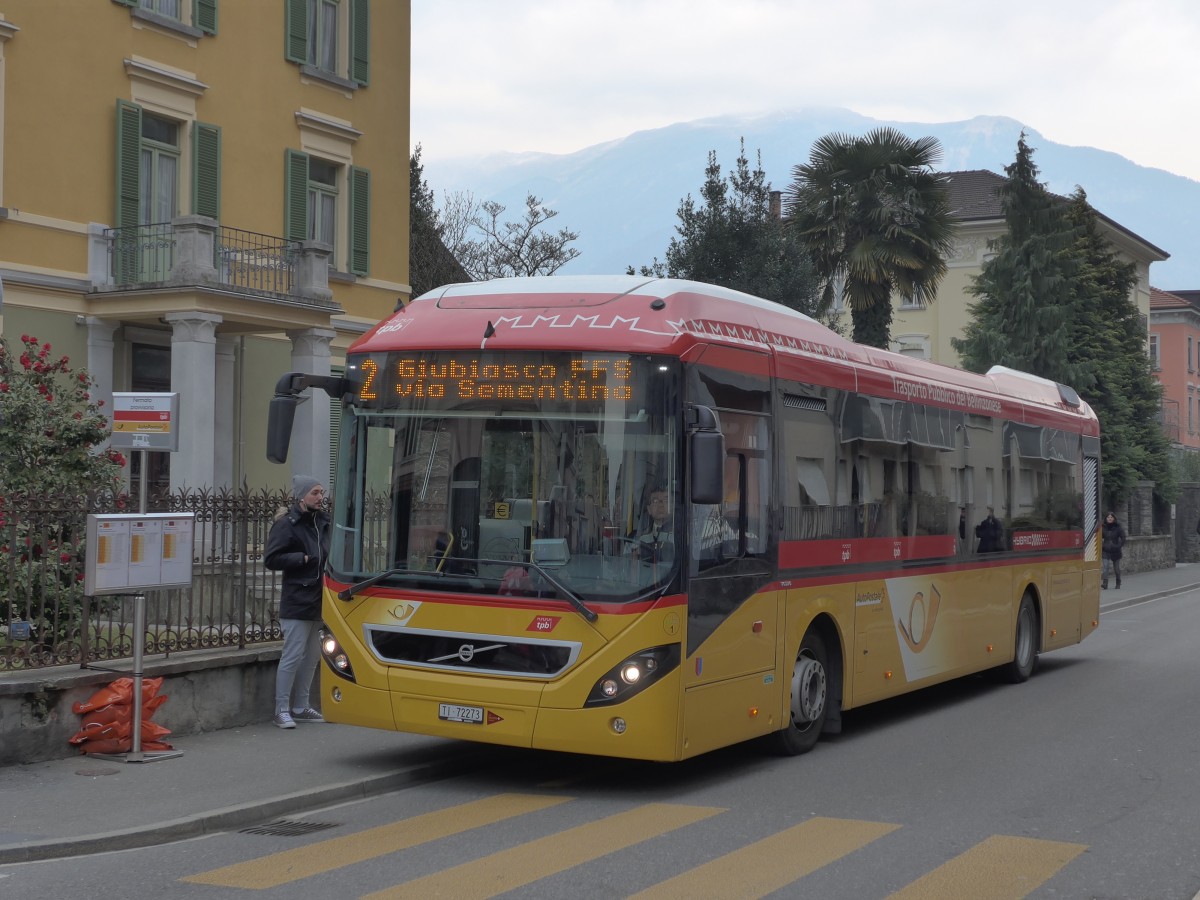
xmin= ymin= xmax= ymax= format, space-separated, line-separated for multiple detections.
xmin=291 ymin=707 xmax=324 ymax=723
xmin=273 ymin=711 xmax=296 ymax=729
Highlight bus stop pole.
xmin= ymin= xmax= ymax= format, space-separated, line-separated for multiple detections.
xmin=128 ymin=449 xmax=149 ymax=761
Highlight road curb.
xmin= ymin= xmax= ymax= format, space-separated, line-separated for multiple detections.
xmin=0 ymin=748 xmax=485 ymax=864
xmin=1099 ymin=582 xmax=1199 ymax=614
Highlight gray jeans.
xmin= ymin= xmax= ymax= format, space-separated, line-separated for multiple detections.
xmin=1102 ymin=556 xmax=1122 ymax=583
xmin=275 ymin=619 xmax=321 ymax=713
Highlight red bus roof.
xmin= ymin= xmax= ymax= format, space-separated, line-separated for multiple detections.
xmin=351 ymin=276 xmax=1099 ymax=435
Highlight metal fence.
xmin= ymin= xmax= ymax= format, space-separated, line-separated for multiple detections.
xmin=0 ymin=488 xmax=292 ymax=670
xmin=217 ymin=226 xmax=296 ymax=297
xmin=104 ymin=222 xmax=297 ymax=299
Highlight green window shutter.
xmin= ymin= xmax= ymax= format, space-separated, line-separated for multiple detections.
xmin=284 ymin=149 xmax=309 ymax=242
xmin=115 ymin=100 xmax=142 ymax=229
xmin=112 ymin=0 xmax=136 ymax=6
xmin=194 ymin=0 xmax=217 ymax=35
xmin=192 ymin=122 xmax=221 ymax=219
xmin=350 ymin=0 xmax=370 ymax=86
xmin=284 ymin=0 xmax=307 ymax=64
xmin=348 ymin=166 xmax=371 ymax=276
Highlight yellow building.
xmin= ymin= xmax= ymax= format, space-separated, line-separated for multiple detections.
xmin=0 ymin=0 xmax=411 ymax=497
xmin=836 ymin=170 xmax=1168 ymax=365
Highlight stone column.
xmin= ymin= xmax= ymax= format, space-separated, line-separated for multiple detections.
xmin=214 ymin=336 xmax=236 ymax=491
xmin=286 ymin=326 xmax=335 ymax=486
xmin=295 ymin=241 xmax=333 ymax=305
xmin=167 ymin=216 xmax=220 ymax=286
xmin=84 ymin=317 xmax=119 ymax=427
xmin=165 ymin=312 xmax=222 ymax=492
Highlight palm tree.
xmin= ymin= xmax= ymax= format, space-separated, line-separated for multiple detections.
xmin=786 ymin=128 xmax=955 ymax=349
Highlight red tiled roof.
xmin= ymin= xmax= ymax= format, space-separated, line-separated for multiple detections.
xmin=1151 ymin=287 xmax=1187 ymax=310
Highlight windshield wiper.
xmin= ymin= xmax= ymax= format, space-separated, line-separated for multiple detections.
xmin=337 ymin=566 xmax=413 ymax=601
xmin=475 ymin=558 xmax=598 ymax=623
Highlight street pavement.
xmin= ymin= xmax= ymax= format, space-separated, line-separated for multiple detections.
xmin=1 ymin=563 xmax=1197 ymax=864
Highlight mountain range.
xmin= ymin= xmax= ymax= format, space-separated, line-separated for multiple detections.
xmin=423 ymin=108 xmax=1199 ymax=291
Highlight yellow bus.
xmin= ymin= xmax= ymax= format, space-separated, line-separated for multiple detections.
xmin=267 ymin=276 xmax=1101 ymax=761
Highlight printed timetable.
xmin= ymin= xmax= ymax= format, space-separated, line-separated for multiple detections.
xmin=84 ymin=513 xmax=195 ymax=595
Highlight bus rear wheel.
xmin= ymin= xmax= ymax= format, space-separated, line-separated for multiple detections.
xmin=999 ymin=592 xmax=1039 ymax=683
xmin=774 ymin=631 xmax=829 ymax=756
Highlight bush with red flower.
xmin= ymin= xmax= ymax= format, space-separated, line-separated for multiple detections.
xmin=1 ymin=335 xmax=127 ymax=660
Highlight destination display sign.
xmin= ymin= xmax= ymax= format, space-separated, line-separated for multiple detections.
xmin=351 ymin=353 xmax=638 ymax=407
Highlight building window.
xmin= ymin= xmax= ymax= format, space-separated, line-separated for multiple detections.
xmin=140 ymin=113 xmax=180 ymax=225
xmin=115 ymin=101 xmax=221 ymax=228
xmin=285 ymin=149 xmax=371 ymax=276
xmin=1190 ymin=337 xmax=1194 ymax=372
xmin=1149 ymin=335 xmax=1160 ymax=370
xmin=141 ymin=0 xmax=182 ymax=19
xmin=129 ymin=343 xmax=173 ymax=503
xmin=308 ymin=0 xmax=339 ymax=72
xmin=115 ymin=0 xmax=218 ymax=35
xmin=308 ymin=157 xmax=338 ymax=252
xmin=284 ymin=0 xmax=369 ymax=86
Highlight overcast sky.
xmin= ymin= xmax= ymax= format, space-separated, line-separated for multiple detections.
xmin=412 ymin=0 xmax=1200 ymax=182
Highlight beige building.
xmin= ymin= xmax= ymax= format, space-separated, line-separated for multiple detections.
xmin=0 ymin=0 xmax=411 ymax=497
xmin=837 ymin=170 xmax=1169 ymax=367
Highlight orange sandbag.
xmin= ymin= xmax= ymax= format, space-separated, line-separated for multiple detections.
xmin=81 ymin=694 xmax=167 ymax=727
xmin=72 ymin=677 xmax=164 ymax=713
xmin=80 ymin=738 xmax=174 ymax=755
xmin=68 ymin=718 xmax=171 ymax=745
xmin=68 ymin=721 xmax=121 ymax=745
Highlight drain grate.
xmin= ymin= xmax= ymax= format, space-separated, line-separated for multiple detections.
xmin=239 ymin=818 xmax=340 ymax=836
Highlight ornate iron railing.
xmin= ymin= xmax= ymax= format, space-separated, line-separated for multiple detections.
xmin=0 ymin=487 xmax=293 ymax=670
xmin=104 ymin=223 xmax=298 ymax=299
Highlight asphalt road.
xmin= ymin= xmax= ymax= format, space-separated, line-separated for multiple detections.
xmin=5 ymin=589 xmax=1200 ymax=899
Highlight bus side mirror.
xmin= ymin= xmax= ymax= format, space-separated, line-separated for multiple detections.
xmin=266 ymin=371 xmax=354 ymax=464
xmin=266 ymin=394 xmax=298 ymax=464
xmin=688 ymin=404 xmax=724 ymax=505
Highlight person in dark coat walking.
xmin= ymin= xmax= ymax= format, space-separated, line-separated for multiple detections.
xmin=975 ymin=507 xmax=1004 ymax=553
xmin=1101 ymin=511 xmax=1126 ymax=589
xmin=265 ymin=475 xmax=330 ymax=728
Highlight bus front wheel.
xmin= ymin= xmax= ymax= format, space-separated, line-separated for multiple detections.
xmin=999 ymin=592 xmax=1039 ymax=684
xmin=775 ymin=631 xmax=829 ymax=756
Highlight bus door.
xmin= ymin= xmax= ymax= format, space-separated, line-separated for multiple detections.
xmin=680 ymin=350 xmax=777 ymax=754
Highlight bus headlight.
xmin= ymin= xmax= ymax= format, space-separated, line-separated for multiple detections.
xmin=585 ymin=645 xmax=679 ymax=707
xmin=319 ymin=625 xmax=357 ymax=682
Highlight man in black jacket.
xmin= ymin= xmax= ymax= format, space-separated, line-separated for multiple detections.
xmin=265 ymin=475 xmax=330 ymax=728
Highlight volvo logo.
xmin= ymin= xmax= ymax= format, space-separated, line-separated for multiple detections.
xmin=429 ymin=642 xmax=506 ymax=665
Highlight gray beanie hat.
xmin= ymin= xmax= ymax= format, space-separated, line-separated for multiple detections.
xmin=292 ymin=474 xmax=322 ymax=500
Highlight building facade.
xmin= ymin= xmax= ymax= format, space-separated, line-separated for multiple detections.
xmin=840 ymin=170 xmax=1169 ymax=369
xmin=0 ymin=0 xmax=411 ymax=496
xmin=1149 ymin=287 xmax=1200 ymax=450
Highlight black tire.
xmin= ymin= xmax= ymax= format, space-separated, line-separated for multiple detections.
xmin=999 ymin=592 xmax=1039 ymax=684
xmin=774 ymin=631 xmax=829 ymax=756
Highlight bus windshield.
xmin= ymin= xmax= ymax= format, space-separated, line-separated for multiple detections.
xmin=330 ymin=351 xmax=681 ymax=603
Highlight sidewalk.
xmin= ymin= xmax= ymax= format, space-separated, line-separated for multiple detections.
xmin=1 ymin=562 xmax=1197 ymax=865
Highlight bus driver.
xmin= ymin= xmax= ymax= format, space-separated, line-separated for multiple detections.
xmin=630 ymin=486 xmax=674 ymax=563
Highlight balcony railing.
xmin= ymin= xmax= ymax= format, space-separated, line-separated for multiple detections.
xmin=99 ymin=217 xmax=335 ymax=307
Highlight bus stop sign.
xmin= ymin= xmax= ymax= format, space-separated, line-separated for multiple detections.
xmin=110 ymin=392 xmax=179 ymax=452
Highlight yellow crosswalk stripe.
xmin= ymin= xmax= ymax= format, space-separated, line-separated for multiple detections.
xmin=362 ymin=802 xmax=724 ymax=900
xmin=181 ymin=793 xmax=571 ymax=889
xmin=628 ymin=816 xmax=900 ymax=899
xmin=885 ymin=833 xmax=1087 ymax=900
